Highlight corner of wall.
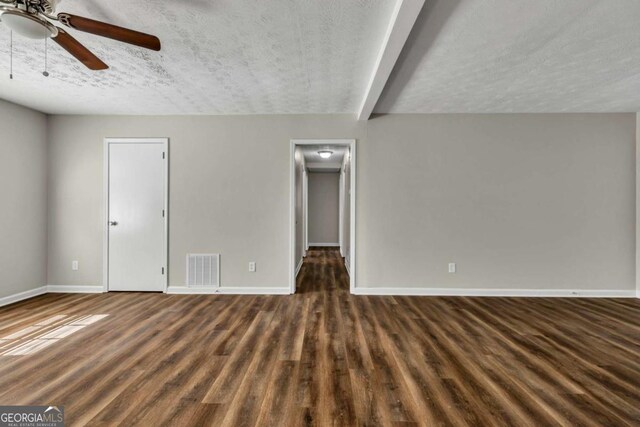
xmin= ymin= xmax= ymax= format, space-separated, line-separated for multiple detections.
xmin=0 ymin=100 xmax=49 ymax=301
xmin=636 ymin=112 xmax=640 ymax=298
xmin=44 ymin=113 xmax=52 ymax=290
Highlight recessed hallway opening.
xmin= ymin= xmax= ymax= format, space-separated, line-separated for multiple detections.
xmin=291 ymin=139 xmax=356 ymax=293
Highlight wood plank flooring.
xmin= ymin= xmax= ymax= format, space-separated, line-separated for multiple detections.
xmin=0 ymin=247 xmax=638 ymax=426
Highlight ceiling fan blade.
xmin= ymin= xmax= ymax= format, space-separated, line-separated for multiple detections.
xmin=58 ymin=13 xmax=161 ymax=51
xmin=52 ymin=28 xmax=108 ymax=70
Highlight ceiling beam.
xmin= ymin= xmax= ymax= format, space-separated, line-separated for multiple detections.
xmin=357 ymin=0 xmax=425 ymax=121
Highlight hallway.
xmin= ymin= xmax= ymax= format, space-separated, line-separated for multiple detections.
xmin=297 ymin=246 xmax=350 ymax=293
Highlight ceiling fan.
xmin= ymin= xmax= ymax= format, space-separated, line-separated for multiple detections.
xmin=0 ymin=0 xmax=160 ymax=70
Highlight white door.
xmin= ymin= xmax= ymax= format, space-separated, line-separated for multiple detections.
xmin=107 ymin=141 xmax=166 ymax=292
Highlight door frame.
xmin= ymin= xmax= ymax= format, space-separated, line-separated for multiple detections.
xmin=290 ymin=139 xmax=356 ymax=294
xmin=338 ymin=167 xmax=344 ymax=256
xmin=103 ymin=137 xmax=169 ymax=293
xmin=303 ymin=167 xmax=309 ymax=255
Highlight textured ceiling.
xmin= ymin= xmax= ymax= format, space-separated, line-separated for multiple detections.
xmin=0 ymin=0 xmax=396 ymax=114
xmin=2 ymin=0 xmax=640 ymax=115
xmin=376 ymin=0 xmax=640 ymax=113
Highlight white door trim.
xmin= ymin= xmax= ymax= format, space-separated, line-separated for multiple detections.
xmin=103 ymin=137 xmax=169 ymax=293
xmin=303 ymin=168 xmax=309 ymax=255
xmin=290 ymin=139 xmax=356 ymax=294
xmin=338 ymin=169 xmax=343 ymax=256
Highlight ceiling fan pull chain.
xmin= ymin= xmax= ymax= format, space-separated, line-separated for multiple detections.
xmin=43 ymin=34 xmax=49 ymax=77
xmin=9 ymin=30 xmax=13 ymax=80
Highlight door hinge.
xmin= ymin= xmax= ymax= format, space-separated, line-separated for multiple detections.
xmin=162 ymin=209 xmax=165 ymax=218
xmin=162 ymin=152 xmax=165 ymax=159
xmin=162 ymin=267 xmax=165 ymax=275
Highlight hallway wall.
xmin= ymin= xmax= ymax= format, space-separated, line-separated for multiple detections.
xmin=308 ymin=172 xmax=340 ymax=245
xmin=294 ymin=147 xmax=306 ymax=270
xmin=341 ymin=148 xmax=352 ymax=272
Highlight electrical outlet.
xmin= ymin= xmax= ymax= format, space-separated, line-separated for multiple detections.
xmin=249 ymin=262 xmax=256 ymax=272
xmin=448 ymin=263 xmax=456 ymax=273
xmin=72 ymin=260 xmax=79 ymax=271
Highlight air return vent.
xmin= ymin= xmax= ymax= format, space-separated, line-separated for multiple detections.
xmin=186 ymin=254 xmax=220 ymax=288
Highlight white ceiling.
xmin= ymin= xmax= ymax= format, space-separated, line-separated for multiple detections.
xmin=1 ymin=0 xmax=640 ymax=114
xmin=0 ymin=0 xmax=396 ymax=114
xmin=376 ymin=0 xmax=640 ymax=113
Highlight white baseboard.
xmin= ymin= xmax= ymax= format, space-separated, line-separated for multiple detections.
xmin=167 ymin=286 xmax=290 ymax=295
xmin=0 ymin=286 xmax=48 ymax=308
xmin=166 ymin=286 xmax=219 ymax=295
xmin=344 ymin=259 xmax=351 ymax=276
xmin=309 ymin=243 xmax=339 ymax=247
xmin=295 ymin=258 xmax=304 ymax=277
xmin=9 ymin=284 xmax=631 ymax=303
xmin=216 ymin=287 xmax=290 ymax=295
xmin=352 ymin=287 xmax=637 ymax=298
xmin=47 ymin=285 xmax=104 ymax=293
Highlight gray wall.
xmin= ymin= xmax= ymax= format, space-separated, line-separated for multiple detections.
xmin=308 ymin=172 xmax=340 ymax=245
xmin=46 ymin=113 xmax=636 ymax=292
xmin=47 ymin=115 xmax=363 ymax=289
xmin=637 ymin=113 xmax=640 ymax=297
xmin=0 ymin=100 xmax=48 ymax=299
xmin=360 ymin=114 xmax=635 ymax=290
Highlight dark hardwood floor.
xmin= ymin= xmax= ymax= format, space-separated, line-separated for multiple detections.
xmin=0 ymin=247 xmax=638 ymax=426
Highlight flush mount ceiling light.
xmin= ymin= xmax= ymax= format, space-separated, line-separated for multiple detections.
xmin=318 ymin=150 xmax=333 ymax=159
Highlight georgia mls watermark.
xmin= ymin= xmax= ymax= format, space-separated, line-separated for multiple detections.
xmin=0 ymin=406 xmax=64 ymax=427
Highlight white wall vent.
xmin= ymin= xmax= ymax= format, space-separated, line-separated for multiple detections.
xmin=186 ymin=254 xmax=220 ymax=288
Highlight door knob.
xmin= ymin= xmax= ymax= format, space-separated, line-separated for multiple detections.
xmin=109 ymin=221 xmax=118 ymax=226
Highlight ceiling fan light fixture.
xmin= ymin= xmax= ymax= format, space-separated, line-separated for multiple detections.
xmin=0 ymin=1 xmax=160 ymax=71
xmin=1 ymin=10 xmax=56 ymax=39
xmin=318 ymin=150 xmax=333 ymax=159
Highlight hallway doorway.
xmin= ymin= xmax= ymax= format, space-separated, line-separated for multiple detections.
xmin=290 ymin=139 xmax=356 ymax=294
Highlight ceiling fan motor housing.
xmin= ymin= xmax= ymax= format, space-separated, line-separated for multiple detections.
xmin=15 ymin=0 xmax=60 ymax=14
